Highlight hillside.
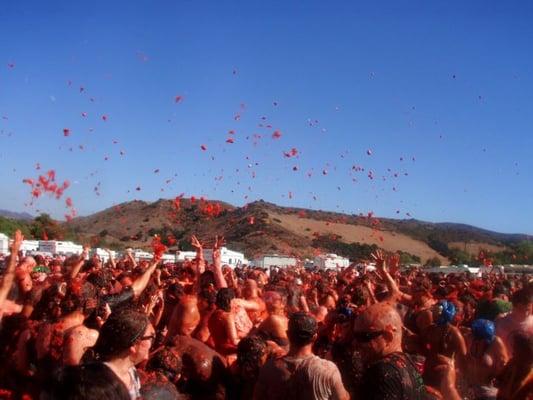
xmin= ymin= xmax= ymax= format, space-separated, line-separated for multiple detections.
xmin=61 ymin=198 xmax=530 ymax=264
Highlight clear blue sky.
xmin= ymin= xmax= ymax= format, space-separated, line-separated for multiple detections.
xmin=1 ymin=0 xmax=532 ymax=234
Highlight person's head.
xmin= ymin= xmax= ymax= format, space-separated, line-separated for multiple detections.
xmin=493 ymin=285 xmax=510 ymax=301
xmin=90 ymin=308 xmax=155 ymax=365
xmin=432 ymin=300 xmax=456 ymax=326
xmin=47 ymin=363 xmax=130 ymax=400
xmin=511 ymin=287 xmax=532 ymax=317
xmin=353 ymin=302 xmax=403 ymax=364
xmin=215 ymin=288 xmax=235 ymax=312
xmin=62 ymin=281 xmax=97 ymax=317
xmin=287 ymin=312 xmax=318 ymax=348
xmin=237 ymin=336 xmax=268 ymax=379
xmin=412 ymin=283 xmax=433 ymax=306
xmin=243 ymin=279 xmax=258 ymax=298
xmin=198 ymin=288 xmax=217 ymax=313
xmin=471 ymin=319 xmax=495 ymax=344
xmin=146 ymin=348 xmax=182 ymax=384
xmin=264 ymin=290 xmax=285 ymax=314
xmin=175 ymin=297 xmax=201 ymax=336
xmin=141 ymin=382 xmax=182 ymax=400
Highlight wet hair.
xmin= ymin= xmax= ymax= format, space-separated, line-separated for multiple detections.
xmin=46 ymin=363 xmax=129 ymax=400
xmin=146 ymin=348 xmax=182 ymax=383
xmin=493 ymin=285 xmax=510 ymax=298
xmin=89 ymin=308 xmax=149 ymax=361
xmin=62 ymin=281 xmax=97 ymax=316
xmin=511 ymin=287 xmax=532 ymax=306
xmin=141 ymin=382 xmax=182 ymax=400
xmin=199 ymin=287 xmax=217 ymax=306
xmin=200 ymin=270 xmax=216 ymax=287
xmin=288 ymin=312 xmax=318 ymax=346
xmin=86 ymin=272 xmax=110 ymax=292
xmin=166 ymin=283 xmax=185 ymax=301
xmin=215 ymin=288 xmax=235 ymax=312
xmin=237 ymin=336 xmax=267 ymax=380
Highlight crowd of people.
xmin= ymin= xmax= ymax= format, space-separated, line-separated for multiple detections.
xmin=0 ymin=229 xmax=531 ymax=399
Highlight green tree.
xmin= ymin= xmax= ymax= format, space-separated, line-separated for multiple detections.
xmin=30 ymin=214 xmax=65 ymax=240
xmin=424 ymin=256 xmax=442 ymax=267
xmin=0 ymin=216 xmax=31 ymax=237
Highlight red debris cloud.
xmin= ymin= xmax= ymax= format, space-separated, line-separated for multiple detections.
xmin=283 ymin=148 xmax=298 ymax=158
xmin=151 ymin=235 xmax=168 ymax=260
xmin=272 ymin=130 xmax=282 ymax=139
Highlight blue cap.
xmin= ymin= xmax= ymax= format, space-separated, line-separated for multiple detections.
xmin=436 ymin=300 xmax=456 ymax=326
xmin=471 ymin=319 xmax=495 ymax=343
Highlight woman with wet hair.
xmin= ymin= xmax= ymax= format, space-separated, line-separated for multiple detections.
xmin=85 ymin=308 xmax=156 ymax=399
xmin=229 ymin=335 xmax=268 ymax=400
xmin=208 ymin=288 xmax=240 ymax=357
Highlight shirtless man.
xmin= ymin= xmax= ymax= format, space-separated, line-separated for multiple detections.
xmin=242 ymin=279 xmax=266 ymax=326
xmin=465 ymin=319 xmax=509 ymax=400
xmin=257 ymin=291 xmax=289 ymax=347
xmin=353 ymin=302 xmax=439 ymax=400
xmin=422 ymin=300 xmax=467 ymax=389
xmin=495 ymin=287 xmax=532 ymax=356
xmin=166 ymin=294 xmax=201 ymax=341
xmin=208 ymin=288 xmax=240 ymax=358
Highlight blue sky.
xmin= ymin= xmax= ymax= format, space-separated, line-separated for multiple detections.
xmin=1 ymin=0 xmax=532 ymax=234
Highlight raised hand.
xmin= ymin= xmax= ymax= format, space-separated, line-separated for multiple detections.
xmin=388 ymin=253 xmax=400 ymax=275
xmin=371 ymin=249 xmax=386 ymax=271
xmin=214 ymin=235 xmax=225 ymax=251
xmin=191 ymin=235 xmax=203 ymax=250
xmin=10 ymin=230 xmax=24 ymax=253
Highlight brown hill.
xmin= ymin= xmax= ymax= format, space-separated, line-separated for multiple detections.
xmin=64 ymin=198 xmax=530 ymax=263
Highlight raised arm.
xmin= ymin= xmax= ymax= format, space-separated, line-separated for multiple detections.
xmin=105 ymin=248 xmax=116 ymax=269
xmin=190 ymin=235 xmax=205 ymax=292
xmin=372 ymin=250 xmax=411 ymax=303
xmin=212 ymin=236 xmax=228 ymax=289
xmin=0 ymin=230 xmax=23 ymax=312
xmin=69 ymin=246 xmax=90 ymax=279
xmin=126 ymin=248 xmax=138 ymax=269
xmin=131 ymin=257 xmax=159 ymax=299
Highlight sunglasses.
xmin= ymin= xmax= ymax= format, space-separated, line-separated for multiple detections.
xmin=353 ymin=330 xmax=385 ymax=343
xmin=140 ymin=334 xmax=156 ymax=342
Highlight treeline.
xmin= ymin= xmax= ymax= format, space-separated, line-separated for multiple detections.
xmin=311 ymin=234 xmax=420 ymax=263
xmin=426 ymin=234 xmax=533 ymax=265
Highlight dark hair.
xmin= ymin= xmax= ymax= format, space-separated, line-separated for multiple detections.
xmin=288 ymin=312 xmax=317 ymax=346
xmin=493 ymin=285 xmax=510 ymax=298
xmin=141 ymin=382 xmax=182 ymax=400
xmin=199 ymin=287 xmax=217 ymax=306
xmin=46 ymin=363 xmax=130 ymax=400
xmin=89 ymin=308 xmax=149 ymax=361
xmin=87 ymin=272 xmax=109 ymax=292
xmin=511 ymin=287 xmax=532 ymax=306
xmin=146 ymin=348 xmax=182 ymax=383
xmin=237 ymin=336 xmax=267 ymax=380
xmin=216 ymin=288 xmax=235 ymax=312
